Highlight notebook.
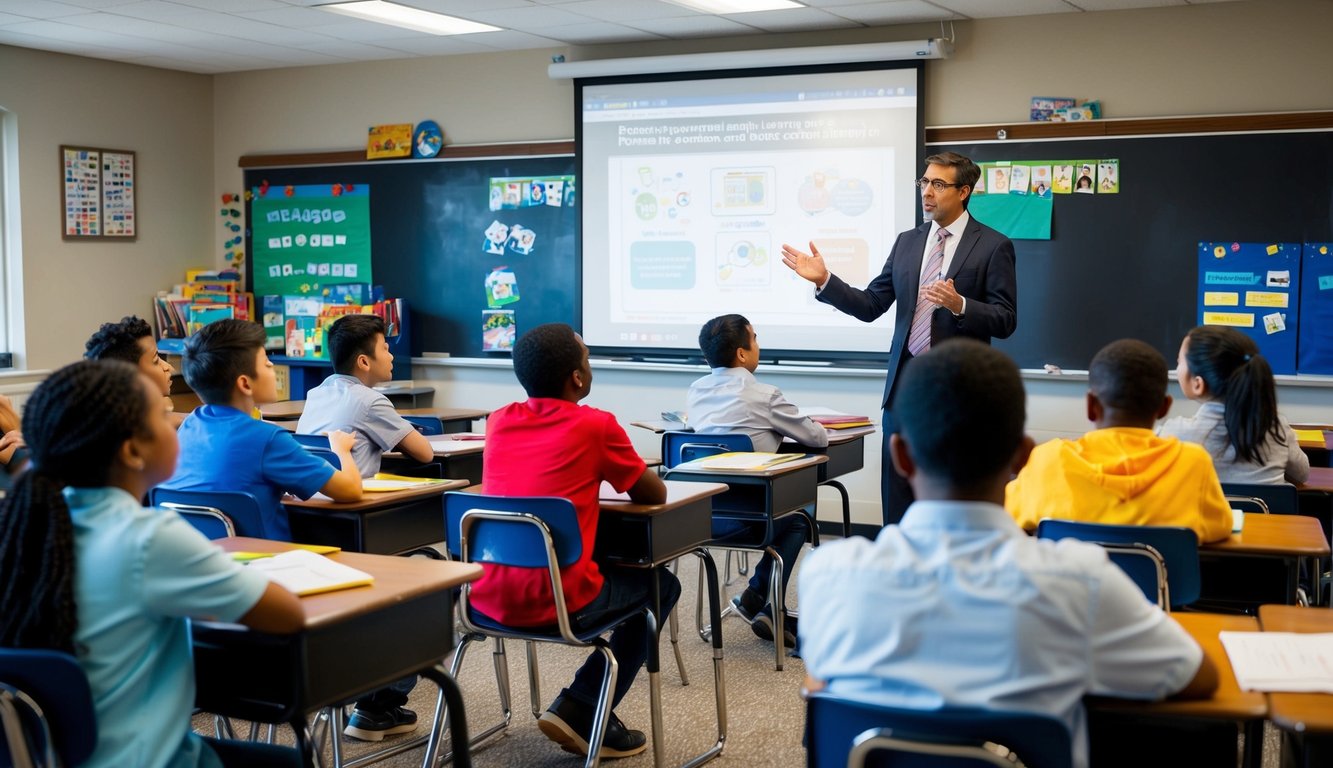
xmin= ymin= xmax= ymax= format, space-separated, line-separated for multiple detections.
xmin=246 ymin=548 xmax=373 ymax=596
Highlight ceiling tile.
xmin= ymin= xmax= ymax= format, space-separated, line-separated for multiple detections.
xmin=165 ymin=0 xmax=290 ymax=12
xmin=725 ymin=6 xmax=862 ymax=31
xmin=928 ymin=0 xmax=1079 ymax=17
xmin=292 ymin=39 xmax=411 ymax=59
xmin=1070 ymin=0 xmax=1182 ymax=8
xmin=163 ymin=10 xmax=342 ymax=46
xmin=405 ymin=0 xmax=538 ymax=12
xmin=556 ymin=0 xmax=696 ymax=23
xmin=535 ymin=21 xmax=667 ymax=43
xmin=298 ymin=18 xmax=433 ymax=42
xmin=0 ymin=0 xmax=87 ymax=19
xmin=621 ymin=13 xmax=759 ymax=36
xmin=463 ymin=4 xmax=599 ymax=28
xmin=820 ymin=0 xmax=957 ymax=23
xmin=369 ymin=33 xmax=495 ymax=55
xmin=463 ymin=28 xmax=565 ymax=49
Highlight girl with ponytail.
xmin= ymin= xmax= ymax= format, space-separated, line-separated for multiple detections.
xmin=1159 ymin=326 xmax=1309 ymax=485
xmin=0 ymin=360 xmax=302 ymax=767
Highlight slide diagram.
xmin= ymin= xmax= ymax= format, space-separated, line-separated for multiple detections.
xmin=608 ymin=149 xmax=891 ymax=328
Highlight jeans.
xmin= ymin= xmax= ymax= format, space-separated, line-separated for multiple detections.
xmin=713 ymin=513 xmax=809 ymax=613
xmin=354 ymin=675 xmax=417 ymax=712
xmin=563 ymin=567 xmax=682 ymax=710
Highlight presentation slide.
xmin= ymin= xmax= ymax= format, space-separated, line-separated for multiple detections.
xmin=580 ymin=64 xmax=922 ymax=360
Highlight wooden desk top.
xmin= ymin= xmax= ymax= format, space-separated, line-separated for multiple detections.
xmin=629 ymin=421 xmax=875 ymax=445
xmin=259 ymin=400 xmax=305 ymax=420
xmin=597 ymin=480 xmax=728 ymax=516
xmin=281 ymin=479 xmax=465 ymax=511
xmin=398 ymin=407 xmax=491 ymax=421
xmin=667 ymin=452 xmax=828 ymax=477
xmin=1088 ymin=612 xmax=1266 ymax=720
xmin=216 ymin=537 xmax=481 ymax=631
xmin=1258 ymin=605 xmax=1333 ymax=733
xmin=1301 ymin=466 xmax=1333 ymax=493
xmin=1202 ymin=513 xmax=1331 ymax=558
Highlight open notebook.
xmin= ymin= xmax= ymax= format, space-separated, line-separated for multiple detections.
xmin=1220 ymin=631 xmax=1333 ymax=693
xmin=246 ymin=549 xmax=373 ymax=596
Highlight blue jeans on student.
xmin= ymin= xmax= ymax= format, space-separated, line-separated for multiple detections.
xmin=355 ymin=676 xmax=417 ymax=712
xmin=562 ymin=567 xmax=682 ymax=710
xmin=713 ymin=512 xmax=809 ymax=613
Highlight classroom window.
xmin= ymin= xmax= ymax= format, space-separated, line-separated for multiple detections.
xmin=0 ymin=104 xmax=20 ymax=369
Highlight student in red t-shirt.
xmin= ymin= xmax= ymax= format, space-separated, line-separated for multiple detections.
xmin=475 ymin=323 xmax=681 ymax=760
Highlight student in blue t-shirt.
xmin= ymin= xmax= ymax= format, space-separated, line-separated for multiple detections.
xmin=161 ymin=319 xmax=362 ymax=540
xmin=0 ymin=359 xmax=306 ymax=768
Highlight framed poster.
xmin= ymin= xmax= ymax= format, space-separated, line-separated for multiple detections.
xmin=61 ymin=145 xmax=136 ymax=239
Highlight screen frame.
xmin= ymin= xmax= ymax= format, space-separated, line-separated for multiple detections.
xmin=575 ymin=59 xmax=926 ymax=366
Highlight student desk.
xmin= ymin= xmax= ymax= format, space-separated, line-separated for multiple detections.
xmin=663 ymin=454 xmax=826 ymax=672
xmin=1294 ymin=426 xmax=1332 ymax=468
xmin=1257 ymin=604 xmax=1333 ymax=734
xmin=192 ymin=537 xmax=483 ymax=768
xmin=779 ymin=426 xmax=875 ymax=538
xmin=284 ymin=481 xmax=466 ymax=555
xmin=260 ymin=400 xmax=307 ymax=421
xmin=1301 ymin=466 xmax=1333 ymax=492
xmin=1086 ymin=612 xmax=1267 ymax=768
xmin=1200 ymin=513 xmax=1331 ymax=605
xmin=596 ymin=481 xmax=730 ymax=768
xmin=384 ymin=434 xmax=486 ymax=485
xmin=398 ymin=407 xmax=490 ymax=434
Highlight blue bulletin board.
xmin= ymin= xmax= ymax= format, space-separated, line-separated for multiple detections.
xmin=1197 ymin=242 xmax=1300 ymax=375
xmin=1298 ymin=242 xmax=1333 ymax=375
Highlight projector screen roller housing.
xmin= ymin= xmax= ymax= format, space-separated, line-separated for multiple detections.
xmin=579 ymin=62 xmax=924 ymax=362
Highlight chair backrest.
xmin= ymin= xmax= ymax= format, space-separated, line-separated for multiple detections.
xmin=444 ymin=491 xmax=585 ymax=640
xmin=1221 ymin=482 xmax=1298 ymax=516
xmin=1036 ymin=520 xmax=1201 ymax=609
xmin=806 ymin=694 xmax=1072 ymax=768
xmin=150 ymin=488 xmax=266 ymax=539
xmin=305 ymin=447 xmax=341 ymax=470
xmin=661 ymin=430 xmax=755 ymax=468
xmin=1094 ymin=543 xmax=1170 ymax=609
xmin=0 ymin=649 xmax=96 ymax=768
xmin=402 ymin=415 xmax=444 ymax=436
xmin=292 ymin=433 xmax=331 ymax=449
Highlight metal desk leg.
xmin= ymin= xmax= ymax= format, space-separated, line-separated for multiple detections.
xmin=683 ymin=548 xmax=727 ymax=768
xmin=420 ymin=665 xmax=472 ymax=768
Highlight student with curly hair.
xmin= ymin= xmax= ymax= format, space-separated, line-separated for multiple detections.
xmin=85 ymin=315 xmax=184 ymax=428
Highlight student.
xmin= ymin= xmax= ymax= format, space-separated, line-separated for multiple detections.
xmin=0 ymin=393 xmax=25 ymax=491
xmin=296 ymin=314 xmax=433 ymax=477
xmin=799 ymin=339 xmax=1217 ymax=768
xmin=84 ymin=315 xmax=185 ymax=428
xmin=477 ymin=322 xmax=680 ymax=759
xmin=1006 ymin=338 xmax=1233 ymax=543
xmin=1159 ymin=325 xmax=1309 ymax=486
xmin=0 ymin=359 xmax=304 ymax=768
xmin=162 ymin=319 xmax=362 ymax=541
xmin=687 ymin=313 xmax=825 ymax=645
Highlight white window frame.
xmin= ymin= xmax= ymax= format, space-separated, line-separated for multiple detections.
xmin=0 ymin=103 xmax=24 ymax=371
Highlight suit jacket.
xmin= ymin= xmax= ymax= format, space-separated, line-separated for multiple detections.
xmin=818 ymin=216 xmax=1017 ymax=408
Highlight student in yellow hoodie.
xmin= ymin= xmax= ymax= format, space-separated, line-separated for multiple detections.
xmin=1006 ymin=339 xmax=1232 ymax=543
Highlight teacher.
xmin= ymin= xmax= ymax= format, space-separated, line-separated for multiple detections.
xmin=781 ymin=151 xmax=1017 ymax=527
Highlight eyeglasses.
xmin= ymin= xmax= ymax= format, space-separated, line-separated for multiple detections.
xmin=916 ymin=178 xmax=964 ymax=191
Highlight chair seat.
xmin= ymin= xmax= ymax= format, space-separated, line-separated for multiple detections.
xmin=465 ymin=604 xmax=642 ymax=646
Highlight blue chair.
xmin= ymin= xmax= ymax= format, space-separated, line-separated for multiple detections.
xmin=0 ymin=649 xmax=96 ymax=768
xmin=1221 ymin=482 xmax=1299 ymax=516
xmin=403 ymin=415 xmax=444 ymax=436
xmin=150 ymin=488 xmax=268 ymax=540
xmin=1036 ymin=520 xmax=1200 ymax=610
xmin=292 ymin=433 xmax=330 ymax=449
xmin=806 ymin=693 xmax=1072 ymax=768
xmin=440 ymin=492 xmax=658 ymax=768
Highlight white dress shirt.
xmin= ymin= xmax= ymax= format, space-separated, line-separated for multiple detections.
xmin=686 ymin=367 xmax=829 ymax=453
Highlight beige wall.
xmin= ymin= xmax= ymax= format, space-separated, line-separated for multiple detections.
xmin=0 ymin=44 xmax=213 ymax=371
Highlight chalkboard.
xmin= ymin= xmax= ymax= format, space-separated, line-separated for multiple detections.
xmin=935 ymin=130 xmax=1333 ymax=370
xmin=244 ymin=153 xmax=578 ymax=358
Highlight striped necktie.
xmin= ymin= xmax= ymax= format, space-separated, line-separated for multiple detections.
xmin=906 ymin=228 xmax=951 ymax=357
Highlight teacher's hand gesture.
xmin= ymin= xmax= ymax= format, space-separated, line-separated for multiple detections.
xmin=781 ymin=241 xmax=830 ymax=286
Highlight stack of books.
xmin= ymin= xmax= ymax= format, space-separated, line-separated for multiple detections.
xmin=155 ymin=268 xmax=252 ymax=338
xmin=810 ymin=414 xmax=873 ymax=430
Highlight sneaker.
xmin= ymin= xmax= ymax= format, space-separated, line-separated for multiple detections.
xmin=342 ymin=706 xmax=418 ymax=742
xmin=730 ymin=591 xmax=797 ymax=647
xmin=537 ymin=694 xmax=648 ymax=759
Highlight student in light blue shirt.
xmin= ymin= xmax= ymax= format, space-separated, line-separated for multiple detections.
xmin=0 ymin=359 xmax=304 ymax=768
xmin=799 ymin=340 xmax=1218 ymax=768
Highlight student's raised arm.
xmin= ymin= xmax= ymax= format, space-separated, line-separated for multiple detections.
xmin=394 ymin=427 xmax=435 ymax=464
xmin=238 ymin=582 xmax=305 ymax=634
xmin=321 ymin=429 xmax=364 ymax=501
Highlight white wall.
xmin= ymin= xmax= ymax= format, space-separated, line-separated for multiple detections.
xmin=0 ymin=45 xmax=214 ymax=370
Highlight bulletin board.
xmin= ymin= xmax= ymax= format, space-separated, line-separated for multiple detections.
xmin=243 ymin=150 xmax=577 ymax=358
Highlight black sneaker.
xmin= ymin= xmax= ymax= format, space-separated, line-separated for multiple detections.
xmin=731 ymin=591 xmax=797 ymax=647
xmin=537 ymin=694 xmax=647 ymax=759
xmin=342 ymin=706 xmax=418 ymax=742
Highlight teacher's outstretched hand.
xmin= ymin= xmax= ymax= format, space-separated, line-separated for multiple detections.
xmin=781 ymin=242 xmax=830 ymax=286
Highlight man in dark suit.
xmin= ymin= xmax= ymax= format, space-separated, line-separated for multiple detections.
xmin=781 ymin=152 xmax=1017 ymax=527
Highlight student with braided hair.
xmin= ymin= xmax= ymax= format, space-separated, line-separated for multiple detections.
xmin=1160 ymin=325 xmax=1309 ymax=485
xmin=0 ymin=359 xmax=304 ymax=767
xmin=84 ymin=315 xmax=185 ymax=428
